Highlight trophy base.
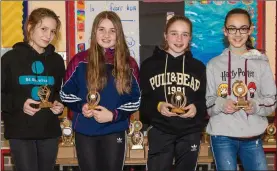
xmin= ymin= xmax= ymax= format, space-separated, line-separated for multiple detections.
xmin=129 ymin=148 xmax=145 ymax=159
xmin=266 ymin=136 xmax=276 ymax=143
xmin=57 ymin=145 xmax=76 ymax=158
xmin=131 ymin=145 xmax=143 ymax=150
xmin=39 ymin=102 xmax=53 ymax=108
xmin=61 ymin=142 xmax=75 ymax=147
xmin=171 ymin=107 xmax=185 ymax=114
xmin=235 ymin=101 xmax=249 ymax=110
xmin=88 ymin=105 xmax=98 ymax=110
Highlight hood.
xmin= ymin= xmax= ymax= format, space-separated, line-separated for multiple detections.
xmin=222 ymin=48 xmax=268 ymax=61
xmin=12 ymin=42 xmax=56 ymax=57
xmin=152 ymin=46 xmax=193 ymax=61
xmin=104 ymin=48 xmax=115 ymax=63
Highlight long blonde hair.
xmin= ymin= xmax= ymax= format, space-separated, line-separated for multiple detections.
xmin=87 ymin=11 xmax=131 ymax=94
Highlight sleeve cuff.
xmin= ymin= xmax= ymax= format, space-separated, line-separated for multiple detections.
xmin=112 ymin=109 xmax=118 ymax=122
xmin=157 ymin=101 xmax=165 ymax=112
xmin=248 ymin=99 xmax=260 ymax=115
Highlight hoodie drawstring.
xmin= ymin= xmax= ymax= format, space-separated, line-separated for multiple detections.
xmin=227 ymin=50 xmax=248 ymax=99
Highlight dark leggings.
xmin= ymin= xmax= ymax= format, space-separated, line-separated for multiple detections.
xmin=147 ymin=127 xmax=201 ymax=171
xmin=75 ymin=131 xmax=126 ymax=171
xmin=9 ymin=138 xmax=59 ymax=171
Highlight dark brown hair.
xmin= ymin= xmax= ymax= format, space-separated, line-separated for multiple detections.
xmin=224 ymin=8 xmax=254 ymax=49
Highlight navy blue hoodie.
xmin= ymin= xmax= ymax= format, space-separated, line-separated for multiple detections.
xmin=60 ymin=50 xmax=141 ymax=136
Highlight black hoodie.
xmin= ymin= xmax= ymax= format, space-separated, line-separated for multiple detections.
xmin=139 ymin=47 xmax=206 ymax=135
xmin=1 ymin=42 xmax=65 ymax=139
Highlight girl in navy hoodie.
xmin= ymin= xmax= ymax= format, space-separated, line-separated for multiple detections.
xmin=60 ymin=11 xmax=140 ymax=171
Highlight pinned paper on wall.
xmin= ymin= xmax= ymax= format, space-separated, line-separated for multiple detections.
xmin=75 ymin=1 xmax=140 ymax=64
xmin=1 ymin=1 xmax=24 ymax=48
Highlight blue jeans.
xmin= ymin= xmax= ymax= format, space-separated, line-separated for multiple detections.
xmin=210 ymin=135 xmax=267 ymax=171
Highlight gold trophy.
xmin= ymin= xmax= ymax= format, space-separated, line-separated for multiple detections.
xmin=131 ymin=120 xmax=144 ymax=150
xmin=60 ymin=118 xmax=74 ymax=146
xmin=232 ymin=80 xmax=249 ymax=109
xmin=264 ymin=124 xmax=276 ymax=143
xmin=38 ymin=85 xmax=53 ymax=108
xmin=87 ymin=91 xmax=100 ymax=110
xmin=171 ymin=91 xmax=187 ymax=114
xmin=58 ymin=117 xmax=75 ymax=158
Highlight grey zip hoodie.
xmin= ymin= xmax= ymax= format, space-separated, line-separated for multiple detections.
xmin=206 ymin=48 xmax=276 ymax=137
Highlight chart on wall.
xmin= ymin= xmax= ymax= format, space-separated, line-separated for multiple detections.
xmin=185 ymin=0 xmax=258 ymax=65
xmin=75 ymin=1 xmax=140 ymax=64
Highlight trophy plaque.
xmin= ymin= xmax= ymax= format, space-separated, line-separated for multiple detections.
xmin=264 ymin=124 xmax=276 ymax=143
xmin=87 ymin=91 xmax=100 ymax=110
xmin=232 ymin=80 xmax=249 ymax=109
xmin=58 ymin=118 xmax=75 ymax=158
xmin=60 ymin=118 xmax=74 ymax=146
xmin=129 ymin=120 xmax=145 ymax=159
xmin=171 ymin=91 xmax=187 ymax=114
xmin=38 ymin=85 xmax=53 ymax=108
xmin=131 ymin=120 xmax=144 ymax=150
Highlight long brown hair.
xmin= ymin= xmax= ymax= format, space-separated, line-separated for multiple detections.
xmin=24 ymin=8 xmax=61 ymax=42
xmin=162 ymin=15 xmax=193 ymax=50
xmin=87 ymin=11 xmax=131 ymax=94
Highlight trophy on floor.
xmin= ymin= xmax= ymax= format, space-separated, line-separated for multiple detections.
xmin=264 ymin=124 xmax=276 ymax=143
xmin=57 ymin=117 xmax=75 ymax=158
xmin=232 ymin=80 xmax=249 ymax=109
xmin=60 ymin=118 xmax=74 ymax=146
xmin=171 ymin=91 xmax=187 ymax=114
xmin=131 ymin=121 xmax=144 ymax=150
xmin=38 ymin=85 xmax=53 ymax=108
xmin=87 ymin=90 xmax=100 ymax=110
xmin=129 ymin=120 xmax=145 ymax=159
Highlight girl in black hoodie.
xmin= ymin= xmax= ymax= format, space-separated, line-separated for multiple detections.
xmin=1 ymin=8 xmax=65 ymax=171
xmin=140 ymin=15 xmax=206 ymax=171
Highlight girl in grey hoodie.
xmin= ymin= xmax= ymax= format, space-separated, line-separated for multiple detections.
xmin=206 ymin=8 xmax=276 ymax=171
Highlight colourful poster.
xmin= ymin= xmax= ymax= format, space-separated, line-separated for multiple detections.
xmin=185 ymin=0 xmax=257 ymax=64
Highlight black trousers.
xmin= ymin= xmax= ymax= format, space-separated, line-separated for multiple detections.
xmin=75 ymin=131 xmax=126 ymax=171
xmin=147 ymin=127 xmax=201 ymax=171
xmin=9 ymin=138 xmax=59 ymax=171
